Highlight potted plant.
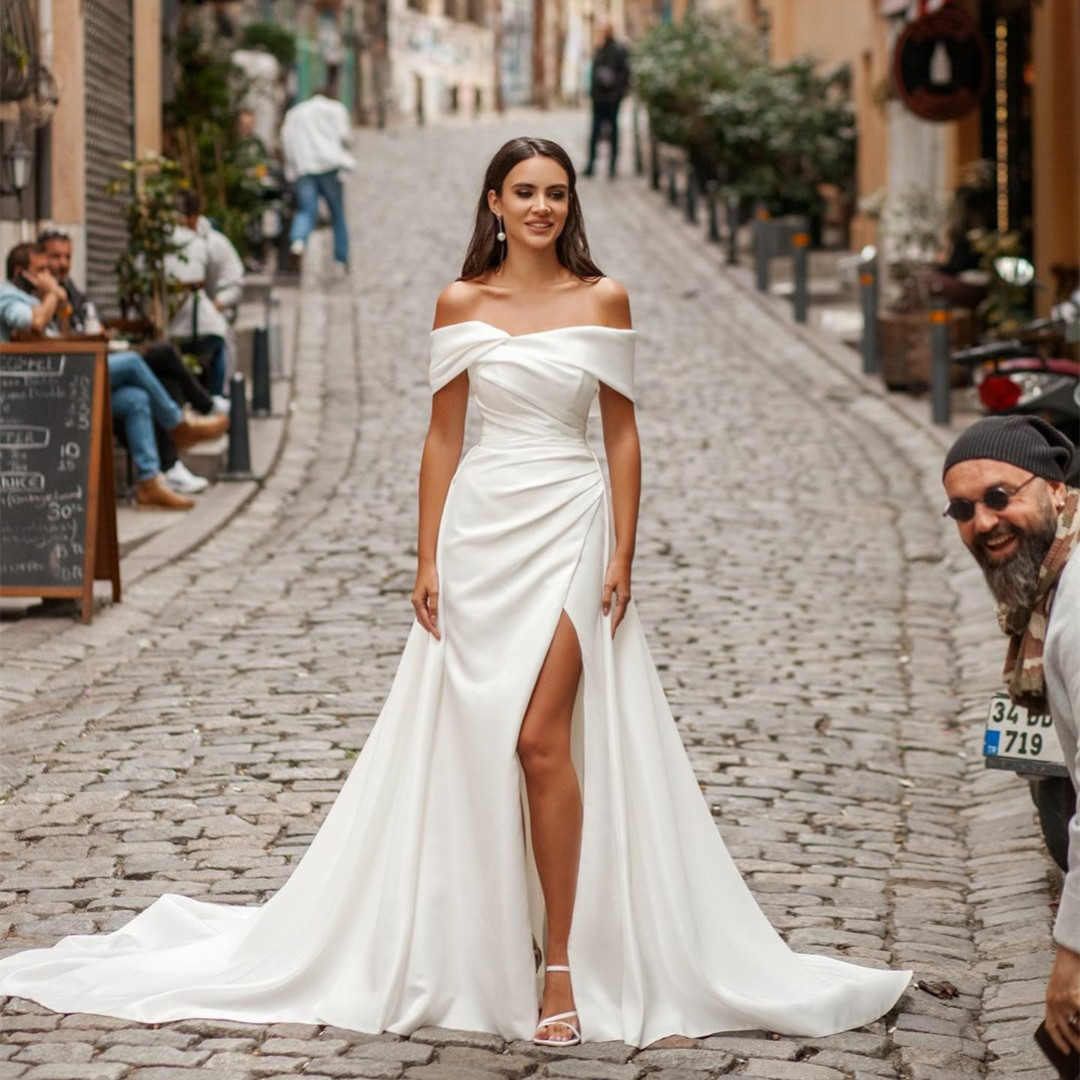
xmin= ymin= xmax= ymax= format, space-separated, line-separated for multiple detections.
xmin=866 ymin=185 xmax=975 ymax=389
xmin=106 ymin=153 xmax=186 ymax=338
xmin=969 ymin=229 xmax=1032 ymax=338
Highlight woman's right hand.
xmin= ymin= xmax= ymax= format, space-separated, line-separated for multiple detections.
xmin=411 ymin=564 xmax=441 ymax=640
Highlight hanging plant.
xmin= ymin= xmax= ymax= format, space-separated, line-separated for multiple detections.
xmin=0 ymin=0 xmax=36 ymax=101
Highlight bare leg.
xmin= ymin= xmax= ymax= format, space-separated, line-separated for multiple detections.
xmin=517 ymin=611 xmax=583 ymax=1042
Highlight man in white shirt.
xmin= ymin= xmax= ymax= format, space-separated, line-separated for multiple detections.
xmin=166 ymin=191 xmax=246 ymax=398
xmin=280 ymin=77 xmax=353 ymax=272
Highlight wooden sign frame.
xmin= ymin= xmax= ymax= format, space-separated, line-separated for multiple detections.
xmin=0 ymin=341 xmax=121 ymax=623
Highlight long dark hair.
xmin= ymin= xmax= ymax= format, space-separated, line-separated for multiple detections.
xmin=459 ymin=137 xmax=603 ymax=281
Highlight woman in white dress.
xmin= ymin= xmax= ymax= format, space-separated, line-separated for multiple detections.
xmin=0 ymin=138 xmax=911 ymax=1047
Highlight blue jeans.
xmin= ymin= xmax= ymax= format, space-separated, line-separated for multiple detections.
xmin=108 ymin=351 xmax=183 ymax=482
xmin=290 ymin=169 xmax=349 ymax=265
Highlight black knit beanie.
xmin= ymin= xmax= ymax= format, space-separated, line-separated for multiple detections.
xmin=942 ymin=415 xmax=1075 ymax=481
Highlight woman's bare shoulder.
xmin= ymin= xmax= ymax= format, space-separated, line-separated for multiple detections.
xmin=589 ymin=276 xmax=633 ymax=330
xmin=433 ymin=279 xmax=485 ymax=330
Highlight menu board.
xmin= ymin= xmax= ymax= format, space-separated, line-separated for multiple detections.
xmin=0 ymin=343 xmax=120 ymax=622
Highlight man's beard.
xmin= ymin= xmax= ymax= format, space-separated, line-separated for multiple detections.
xmin=973 ymin=497 xmax=1058 ymax=611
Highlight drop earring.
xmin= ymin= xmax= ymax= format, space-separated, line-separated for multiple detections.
xmin=496 ymin=215 xmax=506 ymax=242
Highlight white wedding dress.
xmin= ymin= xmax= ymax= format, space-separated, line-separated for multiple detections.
xmin=0 ymin=323 xmax=910 ymax=1045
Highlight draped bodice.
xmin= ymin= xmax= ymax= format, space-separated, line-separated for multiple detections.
xmin=429 ymin=322 xmax=636 ymax=449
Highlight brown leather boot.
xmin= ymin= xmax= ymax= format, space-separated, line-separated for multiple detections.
xmin=136 ymin=474 xmax=195 ymax=510
xmin=172 ymin=411 xmax=229 ymax=449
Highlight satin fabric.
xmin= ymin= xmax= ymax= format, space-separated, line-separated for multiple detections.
xmin=0 ymin=323 xmax=910 ymax=1044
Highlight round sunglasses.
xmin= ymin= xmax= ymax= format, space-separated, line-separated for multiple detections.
xmin=943 ymin=474 xmax=1038 ymax=522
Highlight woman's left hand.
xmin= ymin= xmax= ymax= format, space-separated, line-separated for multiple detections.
xmin=603 ymin=556 xmax=632 ymax=638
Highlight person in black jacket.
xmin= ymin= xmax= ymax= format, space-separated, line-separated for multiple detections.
xmin=584 ymin=24 xmax=631 ymax=180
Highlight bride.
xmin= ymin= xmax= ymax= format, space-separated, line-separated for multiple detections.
xmin=0 ymin=137 xmax=911 ymax=1047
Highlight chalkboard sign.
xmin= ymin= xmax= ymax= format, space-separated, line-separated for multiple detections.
xmin=0 ymin=342 xmax=120 ymax=623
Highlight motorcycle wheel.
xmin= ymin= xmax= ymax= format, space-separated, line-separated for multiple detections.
xmin=1027 ymin=774 xmax=1075 ymax=873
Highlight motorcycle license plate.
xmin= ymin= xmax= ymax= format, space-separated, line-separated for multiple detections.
xmin=983 ymin=692 xmax=1065 ymax=772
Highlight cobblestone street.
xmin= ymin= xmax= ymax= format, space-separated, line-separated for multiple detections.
xmin=0 ymin=112 xmax=1063 ymax=1080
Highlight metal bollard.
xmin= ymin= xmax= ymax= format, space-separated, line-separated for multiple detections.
xmin=268 ymin=298 xmax=285 ymax=378
xmin=685 ymin=170 xmax=699 ymax=225
xmin=219 ymin=372 xmax=254 ymax=481
xmin=667 ymin=161 xmax=679 ymax=207
xmin=269 ymin=323 xmax=283 ymax=377
xmin=859 ymin=250 xmax=879 ymax=376
xmin=633 ymin=101 xmax=644 ymax=177
xmin=930 ymin=296 xmax=952 ymax=425
xmin=251 ymin=327 xmax=273 ymax=417
xmin=753 ymin=209 xmax=771 ymax=293
xmin=792 ymin=230 xmax=810 ymax=324
xmin=650 ymin=137 xmax=661 ymax=191
xmin=726 ymin=196 xmax=739 ymax=265
xmin=705 ymin=181 xmax=720 ymax=243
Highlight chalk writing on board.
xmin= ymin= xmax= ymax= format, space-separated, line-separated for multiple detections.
xmin=0 ymin=352 xmax=95 ymax=588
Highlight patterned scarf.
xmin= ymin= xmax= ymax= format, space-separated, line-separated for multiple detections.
xmin=998 ymin=486 xmax=1080 ymax=713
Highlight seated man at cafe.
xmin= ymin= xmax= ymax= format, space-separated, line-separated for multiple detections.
xmin=37 ymin=227 xmax=90 ymax=331
xmin=0 ymin=241 xmax=67 ymax=335
xmin=40 ymin=228 xmax=224 ymax=495
xmin=0 ymin=241 xmax=227 ymax=510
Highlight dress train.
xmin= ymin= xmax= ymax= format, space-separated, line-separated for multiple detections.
xmin=0 ymin=323 xmax=910 ymax=1044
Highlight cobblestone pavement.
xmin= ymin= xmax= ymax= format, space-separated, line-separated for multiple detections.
xmin=0 ymin=112 xmax=1061 ymax=1080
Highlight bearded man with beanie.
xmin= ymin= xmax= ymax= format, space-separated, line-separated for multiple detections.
xmin=943 ymin=416 xmax=1079 ymax=1056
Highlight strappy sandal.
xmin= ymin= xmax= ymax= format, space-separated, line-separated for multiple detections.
xmin=533 ymin=965 xmax=581 ymax=1047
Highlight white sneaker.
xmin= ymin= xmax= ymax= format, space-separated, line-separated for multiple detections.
xmin=164 ymin=461 xmax=210 ymax=495
xmin=210 ymin=395 xmax=231 ymax=416
xmin=290 ymin=239 xmax=305 ymax=257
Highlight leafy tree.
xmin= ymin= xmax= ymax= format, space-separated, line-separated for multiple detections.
xmin=635 ymin=18 xmax=857 ymax=222
xmin=632 ymin=15 xmax=758 ymax=181
xmin=242 ymin=23 xmax=297 ymax=68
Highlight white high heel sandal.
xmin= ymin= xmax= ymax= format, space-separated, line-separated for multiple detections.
xmin=533 ymin=964 xmax=582 ymax=1047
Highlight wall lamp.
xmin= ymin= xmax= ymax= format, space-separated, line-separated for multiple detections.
xmin=1 ymin=133 xmax=33 ymax=198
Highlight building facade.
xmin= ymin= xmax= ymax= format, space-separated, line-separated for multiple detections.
xmin=0 ymin=0 xmax=162 ymax=312
xmin=758 ymin=0 xmax=1079 ymax=312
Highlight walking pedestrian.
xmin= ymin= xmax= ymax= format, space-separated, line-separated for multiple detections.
xmin=583 ymin=23 xmax=631 ymax=180
xmin=942 ymin=416 xmax=1080 ymax=1058
xmin=0 ymin=137 xmax=911 ymax=1045
xmin=281 ymin=73 xmax=353 ymax=275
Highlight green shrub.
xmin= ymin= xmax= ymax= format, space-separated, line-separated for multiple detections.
xmin=242 ymin=22 xmax=296 ymax=68
xmin=635 ymin=17 xmax=857 ymax=219
xmin=164 ymin=23 xmax=269 ymax=257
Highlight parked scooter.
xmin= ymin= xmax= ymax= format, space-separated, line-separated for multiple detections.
xmin=951 ymin=285 xmax=1079 ymax=479
xmin=954 ymin=267 xmax=1079 ymax=872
